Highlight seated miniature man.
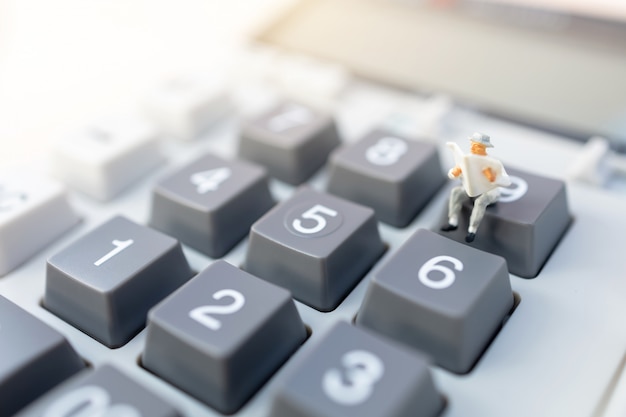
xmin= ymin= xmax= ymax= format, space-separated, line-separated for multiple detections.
xmin=441 ymin=132 xmax=511 ymax=242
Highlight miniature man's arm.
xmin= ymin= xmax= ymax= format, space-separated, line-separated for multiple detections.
xmin=448 ymin=166 xmax=462 ymax=179
xmin=483 ymin=167 xmax=495 ymax=182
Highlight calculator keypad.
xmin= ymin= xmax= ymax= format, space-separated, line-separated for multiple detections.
xmin=357 ymin=228 xmax=514 ymax=373
xmin=142 ymin=260 xmax=307 ymax=414
xmin=14 ymin=365 xmax=181 ymax=417
xmin=244 ymin=187 xmax=385 ymax=311
xmin=270 ymin=321 xmax=444 ymax=417
xmin=44 ymin=216 xmax=193 ymax=348
xmin=0 ymin=295 xmax=84 ymax=417
xmin=238 ymin=101 xmax=341 ymax=184
xmin=150 ymin=153 xmax=274 ymax=258
xmin=327 ymin=129 xmax=445 ymax=227
xmin=438 ymin=167 xmax=572 ymax=277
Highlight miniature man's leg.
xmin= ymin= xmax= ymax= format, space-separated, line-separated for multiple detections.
xmin=441 ymin=185 xmax=465 ymax=231
xmin=466 ymin=188 xmax=500 ymax=242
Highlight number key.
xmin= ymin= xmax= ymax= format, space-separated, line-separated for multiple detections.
xmin=270 ymin=321 xmax=444 ymax=417
xmin=244 ymin=187 xmax=385 ymax=311
xmin=357 ymin=228 xmax=514 ymax=373
xmin=44 ymin=216 xmax=193 ymax=348
xmin=142 ymin=260 xmax=307 ymax=414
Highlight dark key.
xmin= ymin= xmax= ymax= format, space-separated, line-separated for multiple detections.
xmin=270 ymin=321 xmax=444 ymax=417
xmin=357 ymin=228 xmax=514 ymax=373
xmin=0 ymin=295 xmax=84 ymax=417
xmin=437 ymin=167 xmax=572 ymax=277
xmin=14 ymin=365 xmax=181 ymax=417
xmin=238 ymin=101 xmax=341 ymax=184
xmin=244 ymin=187 xmax=385 ymax=311
xmin=142 ymin=260 xmax=307 ymax=414
xmin=44 ymin=215 xmax=193 ymax=347
xmin=150 ymin=153 xmax=274 ymax=257
xmin=327 ymin=129 xmax=445 ymax=227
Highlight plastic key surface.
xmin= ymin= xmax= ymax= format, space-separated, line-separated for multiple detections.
xmin=150 ymin=153 xmax=274 ymax=258
xmin=437 ymin=167 xmax=571 ymax=277
xmin=357 ymin=228 xmax=514 ymax=373
xmin=14 ymin=365 xmax=181 ymax=417
xmin=0 ymin=172 xmax=80 ymax=276
xmin=327 ymin=128 xmax=445 ymax=227
xmin=238 ymin=101 xmax=341 ymax=184
xmin=51 ymin=114 xmax=164 ymax=201
xmin=44 ymin=215 xmax=193 ymax=348
xmin=270 ymin=321 xmax=444 ymax=417
xmin=244 ymin=187 xmax=385 ymax=311
xmin=0 ymin=295 xmax=84 ymax=417
xmin=142 ymin=260 xmax=307 ymax=414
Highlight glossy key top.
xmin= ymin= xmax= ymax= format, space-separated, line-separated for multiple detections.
xmin=437 ymin=167 xmax=572 ymax=277
xmin=14 ymin=365 xmax=181 ymax=417
xmin=270 ymin=321 xmax=444 ymax=417
xmin=244 ymin=187 xmax=385 ymax=311
xmin=0 ymin=295 xmax=84 ymax=417
xmin=327 ymin=129 xmax=445 ymax=227
xmin=150 ymin=153 xmax=274 ymax=258
xmin=0 ymin=172 xmax=80 ymax=276
xmin=239 ymin=101 xmax=341 ymax=184
xmin=44 ymin=215 xmax=193 ymax=347
xmin=142 ymin=260 xmax=307 ymax=414
xmin=357 ymin=228 xmax=514 ymax=373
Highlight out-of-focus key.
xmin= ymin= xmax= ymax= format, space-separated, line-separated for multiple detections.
xmin=51 ymin=115 xmax=164 ymax=201
xmin=150 ymin=153 xmax=274 ymax=258
xmin=44 ymin=215 xmax=193 ymax=347
xmin=142 ymin=260 xmax=306 ymax=414
xmin=0 ymin=172 xmax=79 ymax=276
xmin=438 ymin=167 xmax=572 ymax=277
xmin=14 ymin=365 xmax=181 ymax=417
xmin=244 ymin=187 xmax=385 ymax=311
xmin=270 ymin=321 xmax=444 ymax=417
xmin=0 ymin=295 xmax=84 ymax=417
xmin=143 ymin=74 xmax=231 ymax=140
xmin=357 ymin=228 xmax=514 ymax=373
xmin=238 ymin=101 xmax=341 ymax=184
xmin=327 ymin=129 xmax=445 ymax=227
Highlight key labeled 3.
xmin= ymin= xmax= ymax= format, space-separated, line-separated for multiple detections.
xmin=357 ymin=228 xmax=514 ymax=373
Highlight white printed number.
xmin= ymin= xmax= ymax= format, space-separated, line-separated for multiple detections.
xmin=267 ymin=105 xmax=313 ymax=133
xmin=498 ymin=176 xmax=528 ymax=203
xmin=418 ymin=255 xmax=464 ymax=289
xmin=190 ymin=167 xmax=232 ymax=194
xmin=292 ymin=204 xmax=338 ymax=235
xmin=323 ymin=350 xmax=385 ymax=406
xmin=189 ymin=289 xmax=245 ymax=330
xmin=43 ymin=385 xmax=141 ymax=417
xmin=365 ymin=137 xmax=408 ymax=166
xmin=94 ymin=239 xmax=134 ymax=267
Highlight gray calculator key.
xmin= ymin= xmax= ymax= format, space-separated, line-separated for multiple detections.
xmin=0 ymin=295 xmax=84 ymax=417
xmin=357 ymin=228 xmax=514 ymax=373
xmin=150 ymin=153 xmax=274 ymax=257
xmin=327 ymin=129 xmax=445 ymax=227
xmin=14 ymin=365 xmax=180 ymax=417
xmin=438 ymin=167 xmax=572 ymax=277
xmin=239 ymin=101 xmax=341 ymax=184
xmin=142 ymin=260 xmax=307 ymax=414
xmin=244 ymin=187 xmax=385 ymax=311
xmin=270 ymin=321 xmax=444 ymax=417
xmin=45 ymin=215 xmax=193 ymax=348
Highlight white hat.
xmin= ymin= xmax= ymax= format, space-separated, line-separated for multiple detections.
xmin=469 ymin=132 xmax=493 ymax=147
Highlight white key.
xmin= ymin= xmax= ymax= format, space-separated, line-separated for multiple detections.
xmin=52 ymin=115 xmax=164 ymax=201
xmin=143 ymin=74 xmax=231 ymax=140
xmin=0 ymin=172 xmax=79 ymax=276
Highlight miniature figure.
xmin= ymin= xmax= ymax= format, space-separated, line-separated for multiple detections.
xmin=441 ymin=132 xmax=511 ymax=242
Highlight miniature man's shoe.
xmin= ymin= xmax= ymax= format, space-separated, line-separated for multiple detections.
xmin=441 ymin=223 xmax=458 ymax=232
xmin=465 ymin=232 xmax=476 ymax=243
